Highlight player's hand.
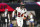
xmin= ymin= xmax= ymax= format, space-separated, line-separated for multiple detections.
xmin=23 ymin=17 xmax=26 ymax=20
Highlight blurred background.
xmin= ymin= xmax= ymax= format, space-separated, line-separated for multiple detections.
xmin=0 ymin=0 xmax=40 ymax=3
xmin=0 ymin=0 xmax=40 ymax=27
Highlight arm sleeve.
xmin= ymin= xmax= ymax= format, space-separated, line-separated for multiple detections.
xmin=16 ymin=7 xmax=18 ymax=10
xmin=25 ymin=8 xmax=27 ymax=12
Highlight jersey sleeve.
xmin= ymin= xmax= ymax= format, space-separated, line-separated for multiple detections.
xmin=24 ymin=8 xmax=27 ymax=12
xmin=16 ymin=7 xmax=17 ymax=10
xmin=24 ymin=13 xmax=28 ymax=17
xmin=16 ymin=7 xmax=19 ymax=10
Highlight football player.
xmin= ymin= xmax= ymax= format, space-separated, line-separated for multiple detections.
xmin=14 ymin=4 xmax=27 ymax=27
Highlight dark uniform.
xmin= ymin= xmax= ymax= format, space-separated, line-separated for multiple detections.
xmin=0 ymin=16 xmax=1 ymax=27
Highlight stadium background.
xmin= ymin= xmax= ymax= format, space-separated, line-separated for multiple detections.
xmin=0 ymin=0 xmax=40 ymax=27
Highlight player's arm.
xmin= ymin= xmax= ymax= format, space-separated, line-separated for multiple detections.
xmin=23 ymin=8 xmax=27 ymax=20
xmin=14 ymin=7 xmax=18 ymax=14
xmin=14 ymin=7 xmax=18 ymax=19
xmin=14 ymin=10 xmax=17 ymax=14
xmin=24 ymin=8 xmax=27 ymax=13
xmin=14 ymin=7 xmax=18 ymax=15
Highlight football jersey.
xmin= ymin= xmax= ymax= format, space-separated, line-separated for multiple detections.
xmin=16 ymin=7 xmax=27 ymax=17
xmin=24 ymin=13 xmax=28 ymax=17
